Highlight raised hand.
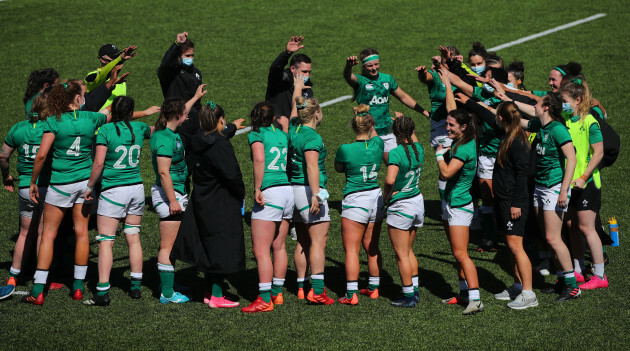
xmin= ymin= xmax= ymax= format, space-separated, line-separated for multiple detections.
xmin=232 ymin=118 xmax=246 ymax=129
xmin=454 ymin=92 xmax=470 ymax=104
xmin=143 ymin=106 xmax=161 ymax=116
xmin=286 ymin=36 xmax=304 ymax=53
xmin=120 ymin=46 xmax=138 ymax=61
xmin=346 ymin=56 xmax=359 ymax=67
xmin=195 ymin=84 xmax=208 ymax=99
xmin=176 ymin=32 xmax=188 ymax=44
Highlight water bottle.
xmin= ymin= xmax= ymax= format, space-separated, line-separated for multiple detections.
xmin=608 ymin=217 xmax=619 ymax=247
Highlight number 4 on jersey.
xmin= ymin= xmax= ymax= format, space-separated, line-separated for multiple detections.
xmin=66 ymin=137 xmax=81 ymax=156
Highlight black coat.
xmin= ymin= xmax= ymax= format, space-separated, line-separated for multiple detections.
xmin=265 ymin=50 xmax=314 ymax=119
xmin=171 ymin=129 xmax=246 ymax=274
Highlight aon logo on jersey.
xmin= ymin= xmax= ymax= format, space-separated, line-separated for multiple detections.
xmin=536 ymin=143 xmax=546 ymax=156
xmin=369 ymin=96 xmax=388 ymax=105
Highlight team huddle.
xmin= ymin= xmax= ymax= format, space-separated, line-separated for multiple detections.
xmin=0 ymin=34 xmax=615 ymax=315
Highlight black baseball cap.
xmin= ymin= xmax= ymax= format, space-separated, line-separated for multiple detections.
xmin=98 ymin=44 xmax=121 ymax=60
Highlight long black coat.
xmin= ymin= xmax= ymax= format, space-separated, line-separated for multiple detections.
xmin=171 ymin=129 xmax=246 ymax=274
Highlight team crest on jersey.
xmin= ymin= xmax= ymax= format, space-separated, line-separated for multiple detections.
xmin=507 ymin=221 xmax=513 ymax=230
xmin=383 ymin=82 xmax=389 ymax=89
xmin=195 ymin=73 xmax=201 ymax=81
xmin=176 ymin=140 xmax=182 ymax=149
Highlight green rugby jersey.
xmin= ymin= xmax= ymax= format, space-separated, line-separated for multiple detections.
xmin=444 ymin=139 xmax=477 ymax=207
xmin=565 ymin=114 xmax=602 ymax=188
xmin=96 ymin=121 xmax=151 ymax=190
xmin=24 ymin=93 xmax=40 ymax=120
xmin=44 ymin=111 xmax=107 ymax=184
xmin=248 ymin=125 xmax=290 ymax=190
xmin=288 ymin=118 xmax=327 ymax=189
xmin=150 ymin=128 xmax=187 ymax=195
xmin=335 ymin=136 xmax=384 ymax=197
xmin=354 ymin=73 xmax=398 ymax=136
xmin=388 ymin=142 xmax=424 ymax=203
xmin=528 ymin=118 xmax=572 ymax=187
xmin=4 ymin=120 xmax=52 ymax=187
xmin=479 ymin=120 xmax=500 ymax=157
xmin=427 ymin=70 xmax=456 ymax=122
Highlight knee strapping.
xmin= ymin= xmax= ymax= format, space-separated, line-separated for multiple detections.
xmin=124 ymin=223 xmax=141 ymax=235
xmin=96 ymin=234 xmax=116 ymax=242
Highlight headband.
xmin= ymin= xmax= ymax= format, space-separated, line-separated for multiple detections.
xmin=362 ymin=55 xmax=379 ymax=65
xmin=356 ymin=112 xmax=367 ymax=116
xmin=572 ymin=78 xmax=582 ymax=85
xmin=554 ymin=66 xmax=567 ymax=76
xmin=61 ymin=82 xmax=69 ymax=90
xmin=206 ymin=101 xmax=216 ymax=109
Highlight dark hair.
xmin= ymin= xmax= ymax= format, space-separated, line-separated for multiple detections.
xmin=155 ymin=98 xmax=186 ymax=131
xmin=178 ymin=39 xmax=195 ymax=56
xmin=541 ymin=93 xmax=563 ymax=124
xmin=111 ymin=96 xmax=136 ymax=143
xmin=486 ymin=52 xmax=504 ymax=68
xmin=448 ymin=109 xmax=476 ymax=154
xmin=553 ymin=61 xmax=582 ymax=77
xmin=487 ymin=67 xmax=508 ymax=84
xmin=506 ymin=61 xmax=525 ymax=89
xmin=199 ymin=102 xmax=225 ymax=135
xmin=446 ymin=45 xmax=460 ymax=56
xmin=47 ymin=80 xmax=83 ymax=119
xmin=359 ymin=48 xmax=379 ymax=62
xmin=290 ymin=54 xmax=311 ymax=67
xmin=23 ymin=68 xmax=59 ymax=104
xmin=29 ymin=93 xmax=49 ymax=123
xmin=250 ymin=101 xmax=275 ymax=132
xmin=392 ymin=115 xmax=420 ymax=164
xmin=468 ymin=42 xmax=488 ymax=61
xmin=351 ymin=104 xmax=375 ymax=135
xmin=495 ymin=102 xmax=529 ymax=168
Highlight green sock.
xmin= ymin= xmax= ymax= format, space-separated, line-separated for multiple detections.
xmin=564 ymin=271 xmax=578 ymax=288
xmin=311 ymin=274 xmax=325 ymax=295
xmin=31 ymin=283 xmax=44 ymax=296
xmin=260 ymin=290 xmax=271 ymax=303
xmin=158 ymin=264 xmax=175 ymax=298
xmin=602 ymin=246 xmax=606 ymax=253
xmin=130 ymin=278 xmax=141 ymax=291
xmin=297 ymin=279 xmax=305 ymax=289
xmin=73 ymin=279 xmax=84 ymax=291
xmin=212 ymin=282 xmax=223 ymax=298
xmin=8 ymin=271 xmax=18 ymax=279
xmin=347 ymin=290 xmax=358 ymax=298
xmin=97 ymin=282 xmax=110 ymax=297
xmin=271 ymin=285 xmax=283 ymax=296
xmin=206 ymin=274 xmax=224 ymax=298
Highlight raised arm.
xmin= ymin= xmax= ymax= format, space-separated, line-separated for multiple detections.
xmin=185 ymin=84 xmax=207 ymax=115
xmin=343 ymin=56 xmax=359 ymax=88
xmin=438 ymin=68 xmax=456 ymax=113
xmin=415 ymin=65 xmax=433 ymax=85
xmin=391 ymin=87 xmax=429 ymax=118
xmin=446 ymin=71 xmax=474 ymax=97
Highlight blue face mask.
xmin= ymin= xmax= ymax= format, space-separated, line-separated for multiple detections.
xmin=304 ymin=76 xmax=310 ymax=84
xmin=471 ymin=65 xmax=485 ymax=75
xmin=562 ymin=102 xmax=573 ymax=113
xmin=483 ymin=83 xmax=495 ymax=93
xmin=182 ymin=58 xmax=193 ymax=66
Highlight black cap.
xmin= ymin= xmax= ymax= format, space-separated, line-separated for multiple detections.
xmin=98 ymin=44 xmax=120 ymax=60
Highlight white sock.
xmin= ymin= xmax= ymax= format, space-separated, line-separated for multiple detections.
xmin=74 ymin=265 xmax=88 ymax=280
xmin=468 ymin=288 xmax=480 ymax=301
xmin=564 ymin=271 xmax=575 ymax=279
xmin=593 ymin=263 xmax=605 ymax=279
xmin=438 ymin=179 xmax=447 ymax=191
xmin=272 ymin=277 xmax=285 ymax=287
xmin=34 ymin=270 xmax=48 ymax=285
xmin=157 ymin=263 xmax=174 ymax=272
xmin=130 ymin=272 xmax=143 ymax=280
xmin=412 ymin=275 xmax=419 ymax=288
xmin=402 ymin=285 xmax=414 ymax=294
xmin=368 ymin=276 xmax=380 ymax=287
xmin=9 ymin=266 xmax=21 ymax=275
xmin=347 ymin=281 xmax=358 ymax=291
xmin=311 ymin=274 xmax=324 ymax=281
xmin=259 ymin=282 xmax=272 ymax=291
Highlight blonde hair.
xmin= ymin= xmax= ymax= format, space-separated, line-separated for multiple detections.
xmin=295 ymin=96 xmax=320 ymax=124
xmin=351 ymin=104 xmax=374 ymax=135
xmin=561 ymin=80 xmax=593 ymax=124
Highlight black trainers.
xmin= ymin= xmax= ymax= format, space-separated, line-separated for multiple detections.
xmin=129 ymin=289 xmax=142 ymax=299
xmin=555 ymin=286 xmax=581 ymax=302
xmin=390 ymin=296 xmax=416 ymax=308
xmin=84 ymin=292 xmax=111 ymax=306
xmin=540 ymin=280 xmax=562 ymax=294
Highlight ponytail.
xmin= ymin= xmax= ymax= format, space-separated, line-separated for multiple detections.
xmin=111 ymin=96 xmax=136 ymax=143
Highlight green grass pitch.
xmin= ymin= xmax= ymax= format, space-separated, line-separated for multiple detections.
xmin=0 ymin=0 xmax=628 ymax=349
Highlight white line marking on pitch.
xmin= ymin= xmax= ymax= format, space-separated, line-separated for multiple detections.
xmin=489 ymin=13 xmax=606 ymax=51
xmin=236 ymin=13 xmax=605 ymax=136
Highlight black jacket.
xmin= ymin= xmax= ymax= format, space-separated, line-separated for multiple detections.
xmin=157 ymin=43 xmax=203 ymax=136
xmin=171 ymin=129 xmax=245 ymax=274
xmin=464 ymin=100 xmax=530 ymax=208
xmin=265 ymin=50 xmax=314 ymax=118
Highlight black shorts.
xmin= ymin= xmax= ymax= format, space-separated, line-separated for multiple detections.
xmin=568 ymin=181 xmax=601 ymax=212
xmin=495 ymin=200 xmax=528 ymax=237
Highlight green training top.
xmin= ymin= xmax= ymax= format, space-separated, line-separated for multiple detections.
xmin=96 ymin=121 xmax=152 ymax=190
xmin=4 ymin=120 xmax=52 ymax=188
xmin=335 ymin=136 xmax=384 ymax=197
xmin=528 ymin=118 xmax=573 ymax=187
xmin=388 ymin=142 xmax=424 ymax=204
xmin=427 ymin=70 xmax=456 ymax=122
xmin=43 ymin=110 xmax=107 ymax=185
xmin=288 ymin=118 xmax=327 ymax=189
xmin=354 ymin=73 xmax=399 ymax=136
xmin=150 ymin=127 xmax=187 ymax=195
xmin=444 ymin=139 xmax=477 ymax=207
xmin=565 ymin=114 xmax=603 ymax=188
xmin=248 ymin=125 xmax=290 ymax=191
